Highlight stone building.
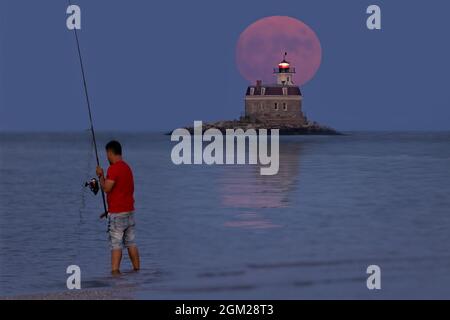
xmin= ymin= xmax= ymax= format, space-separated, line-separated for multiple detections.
xmin=244 ymin=54 xmax=306 ymax=125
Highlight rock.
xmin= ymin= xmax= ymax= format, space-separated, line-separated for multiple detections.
xmin=167 ymin=119 xmax=341 ymax=135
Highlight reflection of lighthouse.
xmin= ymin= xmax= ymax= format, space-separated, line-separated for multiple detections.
xmin=218 ymin=142 xmax=302 ymax=229
xmin=244 ymin=52 xmax=306 ymax=125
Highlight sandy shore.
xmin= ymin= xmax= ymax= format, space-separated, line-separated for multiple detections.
xmin=1 ymin=288 xmax=135 ymax=300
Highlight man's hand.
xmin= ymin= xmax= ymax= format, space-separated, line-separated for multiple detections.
xmin=96 ymin=166 xmax=115 ymax=193
xmin=96 ymin=166 xmax=104 ymax=178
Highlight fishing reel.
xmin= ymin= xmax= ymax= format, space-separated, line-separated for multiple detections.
xmin=84 ymin=178 xmax=108 ymax=219
xmin=84 ymin=178 xmax=99 ymax=195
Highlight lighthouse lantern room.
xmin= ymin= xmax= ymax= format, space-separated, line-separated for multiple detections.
xmin=274 ymin=52 xmax=295 ymax=86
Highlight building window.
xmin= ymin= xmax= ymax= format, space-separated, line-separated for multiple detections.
xmin=274 ymin=103 xmax=279 ymax=110
xmin=282 ymin=87 xmax=288 ymax=95
xmin=283 ymin=103 xmax=287 ymax=111
xmin=261 ymin=87 xmax=266 ymax=95
xmin=249 ymin=87 xmax=255 ymax=95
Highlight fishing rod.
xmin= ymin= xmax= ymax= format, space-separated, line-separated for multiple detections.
xmin=68 ymin=3 xmax=108 ymax=219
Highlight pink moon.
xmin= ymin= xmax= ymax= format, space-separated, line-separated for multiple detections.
xmin=236 ymin=16 xmax=322 ymax=86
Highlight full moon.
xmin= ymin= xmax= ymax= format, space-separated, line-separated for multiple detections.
xmin=236 ymin=16 xmax=322 ymax=86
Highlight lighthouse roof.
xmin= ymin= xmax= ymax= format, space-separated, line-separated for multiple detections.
xmin=245 ymin=85 xmax=301 ymax=96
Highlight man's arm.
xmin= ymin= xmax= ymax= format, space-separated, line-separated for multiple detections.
xmin=96 ymin=166 xmax=115 ymax=193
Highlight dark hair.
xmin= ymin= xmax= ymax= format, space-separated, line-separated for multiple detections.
xmin=105 ymin=140 xmax=122 ymax=155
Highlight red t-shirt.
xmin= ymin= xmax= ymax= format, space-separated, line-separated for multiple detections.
xmin=106 ymin=160 xmax=135 ymax=213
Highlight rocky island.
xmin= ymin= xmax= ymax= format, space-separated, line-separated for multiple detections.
xmin=171 ymin=53 xmax=340 ymax=136
xmin=180 ymin=118 xmax=340 ymax=135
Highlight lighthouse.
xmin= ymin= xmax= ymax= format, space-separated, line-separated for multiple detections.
xmin=176 ymin=54 xmax=338 ymax=135
xmin=244 ymin=52 xmax=306 ymax=125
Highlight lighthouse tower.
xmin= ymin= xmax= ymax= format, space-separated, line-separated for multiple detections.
xmin=274 ymin=52 xmax=295 ymax=86
xmin=244 ymin=52 xmax=306 ymax=125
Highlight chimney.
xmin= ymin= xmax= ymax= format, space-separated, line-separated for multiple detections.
xmin=256 ymin=80 xmax=262 ymax=87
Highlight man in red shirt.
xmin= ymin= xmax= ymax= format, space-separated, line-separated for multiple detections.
xmin=96 ymin=140 xmax=140 ymax=275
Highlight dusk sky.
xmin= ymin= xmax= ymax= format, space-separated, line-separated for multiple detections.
xmin=1 ymin=0 xmax=449 ymax=131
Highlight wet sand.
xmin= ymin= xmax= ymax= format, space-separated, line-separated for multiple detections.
xmin=1 ymin=288 xmax=134 ymax=300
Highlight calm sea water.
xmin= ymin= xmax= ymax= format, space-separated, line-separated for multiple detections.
xmin=1 ymin=132 xmax=450 ymax=299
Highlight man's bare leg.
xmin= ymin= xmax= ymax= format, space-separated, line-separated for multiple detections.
xmin=127 ymin=246 xmax=140 ymax=271
xmin=111 ymin=249 xmax=122 ymax=275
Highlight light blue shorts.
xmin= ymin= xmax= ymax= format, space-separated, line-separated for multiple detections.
xmin=107 ymin=212 xmax=136 ymax=250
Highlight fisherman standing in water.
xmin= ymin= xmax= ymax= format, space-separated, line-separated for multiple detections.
xmin=96 ymin=140 xmax=140 ymax=275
